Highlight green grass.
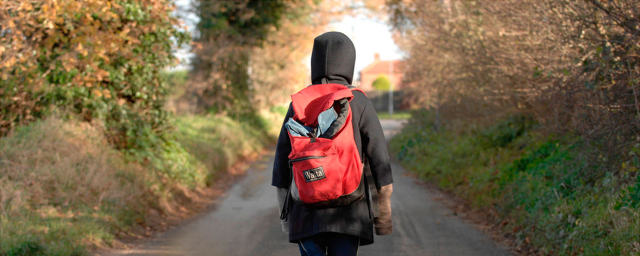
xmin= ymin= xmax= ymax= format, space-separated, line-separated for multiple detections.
xmin=173 ymin=115 xmax=274 ymax=184
xmin=377 ymin=110 xmax=411 ymax=120
xmin=391 ymin=110 xmax=640 ymax=255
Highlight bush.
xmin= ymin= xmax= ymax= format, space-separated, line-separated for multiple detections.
xmin=0 ymin=0 xmax=189 ymax=151
xmin=476 ymin=115 xmax=537 ymax=148
xmin=391 ymin=110 xmax=640 ymax=255
xmin=372 ymin=75 xmax=392 ymax=91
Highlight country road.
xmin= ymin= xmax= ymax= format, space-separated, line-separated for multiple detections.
xmin=103 ymin=119 xmax=510 ymax=256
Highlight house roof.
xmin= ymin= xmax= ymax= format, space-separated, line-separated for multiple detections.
xmin=360 ymin=60 xmax=405 ymax=75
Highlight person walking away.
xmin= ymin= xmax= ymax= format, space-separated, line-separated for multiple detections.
xmin=272 ymin=31 xmax=394 ymax=256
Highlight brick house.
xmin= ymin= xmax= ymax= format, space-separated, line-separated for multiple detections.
xmin=358 ymin=53 xmax=405 ymax=91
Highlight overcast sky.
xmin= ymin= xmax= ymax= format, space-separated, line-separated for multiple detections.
xmin=172 ymin=1 xmax=404 ymax=79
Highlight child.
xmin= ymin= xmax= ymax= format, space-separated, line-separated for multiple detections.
xmin=272 ymin=31 xmax=394 ymax=256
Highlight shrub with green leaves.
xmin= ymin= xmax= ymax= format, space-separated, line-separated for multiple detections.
xmin=372 ymin=75 xmax=392 ymax=91
xmin=0 ymin=0 xmax=189 ymax=151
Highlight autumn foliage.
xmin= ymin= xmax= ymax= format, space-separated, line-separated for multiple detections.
xmin=387 ymin=1 xmax=640 ymax=253
xmin=0 ymin=0 xmax=188 ymax=149
xmin=389 ymin=0 xmax=640 ymax=154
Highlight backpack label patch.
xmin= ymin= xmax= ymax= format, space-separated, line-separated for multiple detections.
xmin=303 ymin=167 xmax=326 ymax=182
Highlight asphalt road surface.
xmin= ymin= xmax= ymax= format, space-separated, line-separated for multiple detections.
xmin=105 ymin=119 xmax=510 ymax=256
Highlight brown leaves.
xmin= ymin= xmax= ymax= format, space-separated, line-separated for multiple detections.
xmin=391 ymin=0 xmax=640 ymax=136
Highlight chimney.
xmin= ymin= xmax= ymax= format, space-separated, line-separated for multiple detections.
xmin=374 ymin=53 xmax=380 ymax=61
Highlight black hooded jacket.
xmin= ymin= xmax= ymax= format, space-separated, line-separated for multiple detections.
xmin=271 ymin=32 xmax=393 ymax=245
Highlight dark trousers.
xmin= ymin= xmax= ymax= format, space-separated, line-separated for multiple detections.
xmin=298 ymin=232 xmax=360 ymax=256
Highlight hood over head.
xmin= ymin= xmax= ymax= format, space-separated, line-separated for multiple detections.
xmin=311 ymin=32 xmax=356 ymax=86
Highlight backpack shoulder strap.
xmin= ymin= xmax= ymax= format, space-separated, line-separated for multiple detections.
xmin=350 ymin=88 xmax=367 ymax=97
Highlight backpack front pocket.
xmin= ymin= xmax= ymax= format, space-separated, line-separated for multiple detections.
xmin=290 ymin=144 xmax=341 ymax=204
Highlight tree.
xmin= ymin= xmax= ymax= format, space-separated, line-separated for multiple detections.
xmin=188 ymin=0 xmax=380 ymax=115
xmin=190 ymin=0 xmax=290 ymax=114
xmin=387 ymin=0 xmax=640 ymax=166
xmin=372 ymin=75 xmax=392 ymax=91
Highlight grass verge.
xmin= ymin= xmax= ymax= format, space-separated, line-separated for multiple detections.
xmin=376 ymin=110 xmax=411 ymax=120
xmin=0 ymin=113 xmax=276 ymax=255
xmin=173 ymin=114 xmax=274 ymax=185
xmin=390 ymin=110 xmax=640 ymax=255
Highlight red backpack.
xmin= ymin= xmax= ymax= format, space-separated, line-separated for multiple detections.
xmin=280 ymin=84 xmax=378 ymax=220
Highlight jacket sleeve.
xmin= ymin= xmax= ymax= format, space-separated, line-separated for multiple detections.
xmin=273 ymin=105 xmax=294 ymax=232
xmin=272 ymin=104 xmax=294 ymax=188
xmin=276 ymin=187 xmax=290 ymax=233
xmin=358 ymin=99 xmax=394 ymax=235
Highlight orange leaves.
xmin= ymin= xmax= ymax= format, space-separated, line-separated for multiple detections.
xmin=21 ymin=2 xmax=33 ymax=11
xmin=92 ymin=89 xmax=112 ymax=99
xmin=2 ymin=1 xmax=51 ymax=81
xmin=44 ymin=19 xmax=55 ymax=29
xmin=95 ymin=69 xmax=110 ymax=82
xmin=119 ymin=27 xmax=131 ymax=39
xmin=0 ymin=0 xmax=178 ymax=88
xmin=92 ymin=89 xmax=103 ymax=98
xmin=5 ymin=20 xmax=16 ymax=29
xmin=40 ymin=0 xmax=60 ymax=26
xmin=2 ymin=57 xmax=17 ymax=69
xmin=77 ymin=43 xmax=88 ymax=57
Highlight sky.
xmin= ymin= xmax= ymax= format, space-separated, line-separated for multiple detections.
xmin=329 ymin=15 xmax=404 ymax=80
xmin=172 ymin=1 xmax=404 ymax=80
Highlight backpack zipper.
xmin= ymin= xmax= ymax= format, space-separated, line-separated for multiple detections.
xmin=290 ymin=155 xmax=326 ymax=162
